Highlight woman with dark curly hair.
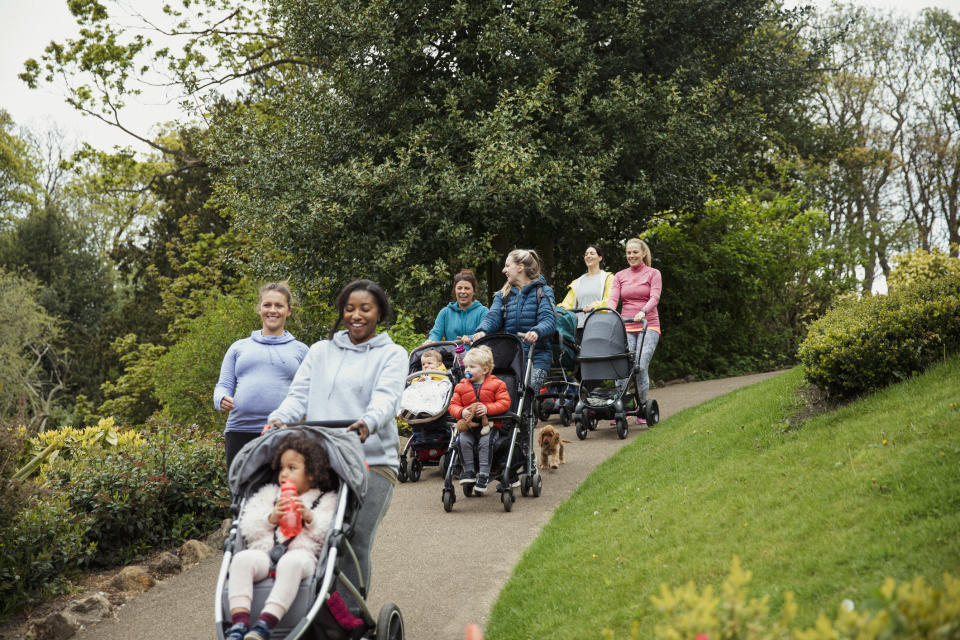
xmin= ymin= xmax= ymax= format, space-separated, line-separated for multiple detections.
xmin=268 ymin=279 xmax=407 ymax=608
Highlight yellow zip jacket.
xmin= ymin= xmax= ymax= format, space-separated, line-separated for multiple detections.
xmin=558 ymin=271 xmax=613 ymax=311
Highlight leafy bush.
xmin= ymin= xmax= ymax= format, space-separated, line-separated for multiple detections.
xmin=152 ymin=292 xmax=258 ymax=430
xmin=798 ymin=273 xmax=960 ymax=398
xmin=386 ymin=309 xmax=427 ymax=353
xmin=602 ymin=557 xmax=960 ymax=640
xmin=647 ymin=190 xmax=852 ymax=380
xmin=888 ymin=248 xmax=960 ymax=292
xmin=16 ymin=417 xmax=143 ymax=479
xmin=47 ymin=417 xmax=229 ymax=567
xmin=0 ymin=423 xmax=95 ymax=615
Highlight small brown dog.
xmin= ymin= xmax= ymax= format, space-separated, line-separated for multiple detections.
xmin=537 ymin=425 xmax=571 ymax=469
xmin=455 ymin=402 xmax=490 ymax=435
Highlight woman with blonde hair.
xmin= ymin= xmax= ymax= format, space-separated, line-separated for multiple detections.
xmin=607 ymin=239 xmax=662 ymax=425
xmin=214 ymin=281 xmax=309 ymax=472
xmin=471 ymin=249 xmax=556 ymax=396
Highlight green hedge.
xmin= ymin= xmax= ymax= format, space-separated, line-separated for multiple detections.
xmin=0 ymin=421 xmax=229 ymax=614
xmin=798 ymin=273 xmax=960 ymax=399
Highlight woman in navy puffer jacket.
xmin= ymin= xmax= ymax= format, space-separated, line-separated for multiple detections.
xmin=471 ymin=249 xmax=556 ymax=393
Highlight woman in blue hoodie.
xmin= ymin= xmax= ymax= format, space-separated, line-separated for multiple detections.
xmin=267 ymin=279 xmax=407 ymax=604
xmin=471 ymin=249 xmax=556 ymax=394
xmin=424 ymin=269 xmax=488 ymax=345
xmin=214 ymin=282 xmax=309 ymax=473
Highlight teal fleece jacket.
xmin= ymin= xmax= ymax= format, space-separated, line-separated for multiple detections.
xmin=268 ymin=331 xmax=407 ymax=472
xmin=427 ymin=300 xmax=488 ymax=342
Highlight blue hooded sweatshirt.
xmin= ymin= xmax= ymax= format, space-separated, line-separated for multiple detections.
xmin=476 ymin=275 xmax=556 ymax=370
xmin=214 ymin=330 xmax=309 ymax=433
xmin=427 ymin=300 xmax=488 ymax=343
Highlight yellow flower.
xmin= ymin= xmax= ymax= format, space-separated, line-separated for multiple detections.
xmin=882 ymin=439 xmax=888 ymax=445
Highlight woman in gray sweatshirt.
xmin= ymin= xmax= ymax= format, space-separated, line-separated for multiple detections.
xmin=268 ymin=279 xmax=407 ymax=604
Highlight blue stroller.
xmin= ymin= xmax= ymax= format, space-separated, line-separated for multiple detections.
xmin=215 ymin=423 xmax=404 ymax=640
xmin=573 ymin=309 xmax=660 ymax=440
xmin=535 ymin=305 xmax=579 ymax=426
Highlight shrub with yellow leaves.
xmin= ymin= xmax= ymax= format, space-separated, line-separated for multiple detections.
xmin=602 ymin=557 xmax=960 ymax=640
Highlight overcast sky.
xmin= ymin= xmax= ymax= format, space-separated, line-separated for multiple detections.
xmin=2 ymin=0 xmax=960 ymax=155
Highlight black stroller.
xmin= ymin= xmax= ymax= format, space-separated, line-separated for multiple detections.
xmin=535 ymin=306 xmax=579 ymax=426
xmin=440 ymin=333 xmax=542 ymax=513
xmin=215 ymin=423 xmax=404 ymax=640
xmin=573 ymin=309 xmax=660 ymax=440
xmin=397 ymin=342 xmax=463 ymax=482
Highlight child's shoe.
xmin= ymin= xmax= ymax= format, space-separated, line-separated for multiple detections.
xmin=225 ymin=623 xmax=249 ymax=640
xmin=474 ymin=473 xmax=489 ymax=494
xmin=479 ymin=424 xmax=490 ymax=436
xmin=244 ymin=620 xmax=272 ymax=640
xmin=636 ymin=417 xmax=646 ymax=425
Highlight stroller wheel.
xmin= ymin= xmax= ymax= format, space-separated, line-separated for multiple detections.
xmin=537 ymin=402 xmax=552 ymax=421
xmin=439 ymin=452 xmax=450 ymax=474
xmin=409 ymin=458 xmax=422 ymax=482
xmin=520 ymin=473 xmax=530 ymax=497
xmin=501 ymin=489 xmax=514 ymax=512
xmin=616 ymin=416 xmax=629 ymax=439
xmin=559 ymin=406 xmax=572 ymax=427
xmin=462 ymin=482 xmax=474 ymax=498
xmin=531 ymin=472 xmax=542 ymax=498
xmin=575 ymin=418 xmax=588 ymax=440
xmin=646 ymin=398 xmax=660 ymax=426
xmin=397 ymin=458 xmax=408 ymax=483
xmin=375 ymin=602 xmax=404 ymax=640
xmin=442 ymin=488 xmax=455 ymax=512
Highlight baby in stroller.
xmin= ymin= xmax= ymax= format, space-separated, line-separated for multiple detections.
xmin=396 ymin=342 xmax=462 ymax=482
xmin=224 ymin=434 xmax=338 ymax=640
xmin=449 ymin=345 xmax=511 ymax=494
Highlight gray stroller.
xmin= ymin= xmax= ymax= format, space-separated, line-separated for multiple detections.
xmin=574 ymin=309 xmax=660 ymax=440
xmin=215 ymin=423 xmax=404 ymax=640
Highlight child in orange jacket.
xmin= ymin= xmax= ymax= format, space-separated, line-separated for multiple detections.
xmin=449 ymin=345 xmax=512 ymax=494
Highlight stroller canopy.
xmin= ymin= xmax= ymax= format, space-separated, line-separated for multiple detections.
xmin=228 ymin=425 xmax=368 ymax=508
xmin=579 ymin=310 xmax=632 ymax=381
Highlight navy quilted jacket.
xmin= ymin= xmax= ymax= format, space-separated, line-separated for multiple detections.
xmin=477 ymin=275 xmax=556 ymax=370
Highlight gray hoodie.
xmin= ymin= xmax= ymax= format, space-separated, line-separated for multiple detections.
xmin=268 ymin=331 xmax=407 ymax=472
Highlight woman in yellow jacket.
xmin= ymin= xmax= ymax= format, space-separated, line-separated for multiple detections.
xmin=558 ymin=244 xmax=614 ymax=342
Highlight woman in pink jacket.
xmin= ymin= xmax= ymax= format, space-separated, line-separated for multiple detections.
xmin=608 ymin=238 xmax=662 ymax=424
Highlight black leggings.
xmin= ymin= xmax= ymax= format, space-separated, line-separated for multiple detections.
xmin=224 ymin=431 xmax=260 ymax=474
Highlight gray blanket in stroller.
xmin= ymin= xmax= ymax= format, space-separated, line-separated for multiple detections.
xmin=229 ymin=425 xmax=368 ymax=502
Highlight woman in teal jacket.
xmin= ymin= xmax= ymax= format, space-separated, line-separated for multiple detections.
xmin=424 ymin=269 xmax=488 ymax=345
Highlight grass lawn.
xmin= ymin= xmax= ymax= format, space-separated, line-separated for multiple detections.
xmin=486 ymin=358 xmax=960 ymax=639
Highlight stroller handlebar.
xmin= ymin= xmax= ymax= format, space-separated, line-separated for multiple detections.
xmin=293 ymin=420 xmax=359 ymax=429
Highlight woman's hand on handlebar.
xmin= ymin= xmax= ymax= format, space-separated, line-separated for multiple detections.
xmin=346 ymin=419 xmax=369 ymax=442
xmin=633 ymin=310 xmax=647 ymax=323
xmin=470 ymin=331 xmax=486 ymax=344
xmin=522 ymin=330 xmax=539 ymax=343
xmin=264 ymin=417 xmax=285 ymax=432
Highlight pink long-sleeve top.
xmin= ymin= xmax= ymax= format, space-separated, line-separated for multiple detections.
xmin=608 ymin=264 xmax=662 ymax=334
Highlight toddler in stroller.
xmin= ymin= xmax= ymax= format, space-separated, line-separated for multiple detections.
xmin=216 ymin=424 xmax=404 ymax=640
xmin=396 ymin=342 xmax=462 ymax=482
xmin=449 ymin=345 xmax=511 ymax=494
xmin=441 ymin=333 xmax=544 ymax=512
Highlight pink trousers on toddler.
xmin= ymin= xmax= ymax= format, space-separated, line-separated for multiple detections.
xmin=228 ymin=548 xmax=317 ymax=620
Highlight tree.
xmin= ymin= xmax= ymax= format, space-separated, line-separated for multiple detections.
xmin=0 ymin=205 xmax=115 ymax=404
xmin=0 ymin=110 xmax=40 ymax=221
xmin=0 ymin=269 xmax=64 ymax=429
xmin=206 ymin=0 xmax=825 ymax=322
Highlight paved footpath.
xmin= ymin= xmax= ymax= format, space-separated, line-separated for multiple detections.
xmin=74 ymin=371 xmax=784 ymax=640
